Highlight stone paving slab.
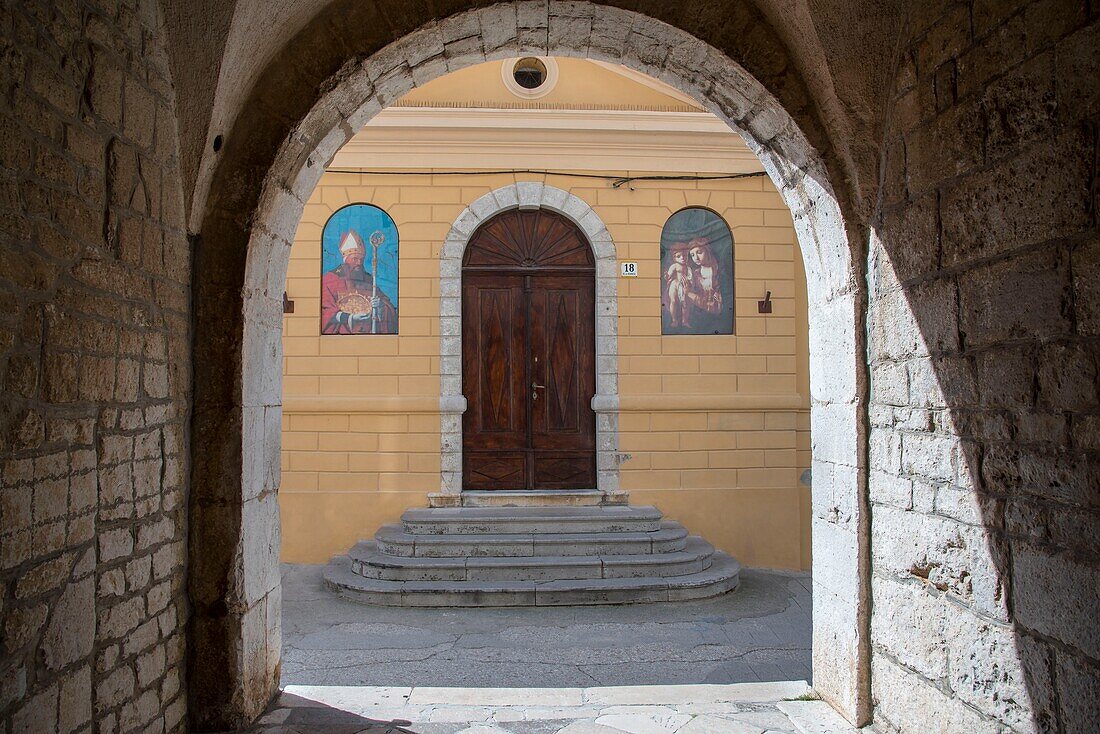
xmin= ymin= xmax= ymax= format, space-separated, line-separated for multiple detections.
xmin=282 ymin=564 xmax=811 ymax=689
xmin=259 ymin=565 xmax=819 ymax=732
xmin=234 ymin=682 xmax=860 ymax=734
xmin=777 ymin=701 xmax=860 ymax=734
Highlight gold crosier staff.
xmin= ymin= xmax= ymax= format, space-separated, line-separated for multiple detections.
xmin=369 ymin=230 xmax=384 ymax=334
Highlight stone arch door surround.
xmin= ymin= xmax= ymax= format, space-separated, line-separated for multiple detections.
xmin=190 ymin=2 xmax=867 ymax=729
xmin=437 ymin=184 xmax=620 ymax=497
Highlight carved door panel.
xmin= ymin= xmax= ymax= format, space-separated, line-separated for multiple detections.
xmin=461 ymin=209 xmax=596 ymax=490
xmin=461 ymin=274 xmax=527 ymax=489
xmin=528 ymin=275 xmax=596 ymax=488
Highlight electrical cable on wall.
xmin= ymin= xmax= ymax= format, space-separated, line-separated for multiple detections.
xmin=324 ymin=168 xmax=768 ymax=189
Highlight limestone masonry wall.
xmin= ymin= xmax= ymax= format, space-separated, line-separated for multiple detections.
xmin=3 ymin=0 xmax=1097 ymax=732
xmin=0 ymin=1 xmax=190 ymax=732
xmin=868 ymin=1 xmax=1099 ymax=731
xmin=281 ymin=170 xmax=811 ymax=570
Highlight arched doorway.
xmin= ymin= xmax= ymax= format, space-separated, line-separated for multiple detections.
xmin=189 ymin=3 xmax=868 ymax=728
xmin=461 ymin=208 xmax=596 ymax=491
xmin=435 ymin=182 xmax=623 ymax=501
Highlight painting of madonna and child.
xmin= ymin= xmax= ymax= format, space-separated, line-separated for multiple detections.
xmin=660 ymin=207 xmax=735 ymax=335
xmin=320 ymin=203 xmax=399 ymax=335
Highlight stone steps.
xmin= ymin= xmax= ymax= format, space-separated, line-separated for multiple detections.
xmin=375 ymin=520 xmax=688 ymax=558
xmin=401 ymin=505 xmax=663 ymax=535
xmin=347 ymin=536 xmax=717 ymax=581
xmin=324 ymin=495 xmax=741 ymax=606
xmin=323 ymin=552 xmax=742 ymax=607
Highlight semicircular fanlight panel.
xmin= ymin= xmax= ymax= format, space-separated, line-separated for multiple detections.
xmin=463 ymin=209 xmax=594 ymax=270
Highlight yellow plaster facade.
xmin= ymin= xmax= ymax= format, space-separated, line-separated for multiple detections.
xmin=397 ymin=56 xmax=704 ymax=111
xmin=280 ymin=60 xmax=811 ymax=570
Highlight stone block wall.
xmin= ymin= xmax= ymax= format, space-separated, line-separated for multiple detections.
xmin=0 ymin=1 xmax=190 ymax=732
xmin=870 ymin=1 xmax=1099 ymax=731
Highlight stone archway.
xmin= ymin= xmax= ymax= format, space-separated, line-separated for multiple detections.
xmin=189 ymin=3 xmax=867 ymax=728
xmin=435 ymin=183 xmax=622 ymax=499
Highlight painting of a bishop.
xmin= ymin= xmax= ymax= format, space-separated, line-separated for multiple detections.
xmin=320 ymin=204 xmax=399 ymax=335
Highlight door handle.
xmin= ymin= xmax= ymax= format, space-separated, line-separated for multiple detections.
xmin=531 ymin=382 xmax=545 ymax=400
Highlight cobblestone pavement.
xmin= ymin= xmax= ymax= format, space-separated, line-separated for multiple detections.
xmin=242 ymin=682 xmax=857 ymax=733
xmin=280 ymin=564 xmax=812 ymax=688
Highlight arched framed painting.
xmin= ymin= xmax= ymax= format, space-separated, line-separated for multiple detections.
xmin=320 ymin=203 xmax=399 ymax=335
xmin=660 ymin=207 xmax=735 ymax=335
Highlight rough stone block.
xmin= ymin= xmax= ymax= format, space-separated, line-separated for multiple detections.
xmin=871 ymin=361 xmax=909 ymax=407
xmin=868 ymin=289 xmax=921 ymax=362
xmin=125 ymin=556 xmax=152 ymax=592
xmin=4 ymin=603 xmax=47 ymax=651
xmin=1054 ymin=21 xmax=1100 ymax=123
xmin=119 ymin=688 xmax=159 ymax=731
xmin=42 ymin=577 xmax=95 ymax=670
xmin=98 ymin=528 xmax=135 ymax=563
xmin=871 ymin=576 xmax=947 ymax=679
xmin=95 ymin=665 xmax=135 ymax=714
xmin=900 ymin=430 xmax=958 ymax=484
xmin=1056 ymin=649 xmax=1100 ymax=732
xmin=812 ymin=517 xmax=861 ymax=602
xmin=240 ymin=492 xmax=281 ymax=607
xmin=58 ymin=666 xmax=92 ymax=734
xmin=1037 ymin=343 xmax=1097 ymax=411
xmin=87 ymin=53 xmax=124 ymax=127
xmin=136 ymin=644 xmax=166 ymax=688
xmin=811 ymin=402 xmax=859 ymax=467
xmin=10 ymin=683 xmax=58 ymax=734
xmin=14 ymin=554 xmax=72 ymax=599
xmin=871 ymin=470 xmax=912 ymax=511
xmin=100 ymin=595 xmax=144 ymax=639
xmin=933 ymin=484 xmax=988 ymax=526
xmin=974 ymin=346 xmax=1034 ymax=410
xmin=871 ymin=654 xmax=1003 ymax=734
xmin=812 ymin=584 xmax=863 ymax=722
xmin=945 ymin=606 xmax=1048 ymax=729
xmin=99 ymin=567 xmax=126 ymax=598
xmin=147 ymin=579 xmax=172 ymax=616
xmin=1071 ymin=233 xmax=1100 ymax=336
xmin=1012 ymin=541 xmax=1100 ymax=660
xmin=980 ymin=51 xmax=1056 ymax=161
xmin=905 ymin=101 xmax=983 ymax=195
xmin=961 ymin=249 xmax=1072 ymax=351
xmin=872 ymin=506 xmax=1007 ymax=617
xmin=812 ymin=460 xmax=860 ymax=533
xmin=915 ymin=3 xmax=970 ymax=74
xmin=477 ymin=4 xmax=519 ymax=54
xmin=941 ymin=128 xmax=1090 ymax=266
xmin=982 ymin=443 xmax=1100 ymax=509
xmin=809 ymin=294 xmax=858 ymax=402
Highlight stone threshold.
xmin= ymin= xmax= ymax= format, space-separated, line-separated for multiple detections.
xmin=252 ymin=681 xmax=858 ymax=733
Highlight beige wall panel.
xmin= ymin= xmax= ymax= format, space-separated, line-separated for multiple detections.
xmin=398 ymin=58 xmax=703 ymax=111
xmin=281 ymin=163 xmax=812 ymax=570
xmin=281 ymin=491 xmax=426 ymax=563
xmin=627 ymin=488 xmax=804 ymax=570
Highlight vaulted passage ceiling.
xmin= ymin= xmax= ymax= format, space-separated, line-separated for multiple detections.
xmin=162 ymin=0 xmax=904 ymax=233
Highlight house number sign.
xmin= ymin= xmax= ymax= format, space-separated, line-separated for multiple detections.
xmin=620 ymin=261 xmax=639 ymax=277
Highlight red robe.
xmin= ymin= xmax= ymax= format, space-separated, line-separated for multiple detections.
xmin=321 ymin=265 xmax=397 ymax=334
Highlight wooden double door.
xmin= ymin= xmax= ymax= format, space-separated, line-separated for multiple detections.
xmin=462 ymin=209 xmax=597 ymax=490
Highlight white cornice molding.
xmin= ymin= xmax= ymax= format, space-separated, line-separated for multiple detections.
xmin=331 ymin=107 xmax=762 ymax=174
xmin=363 ymin=106 xmax=732 ymax=131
